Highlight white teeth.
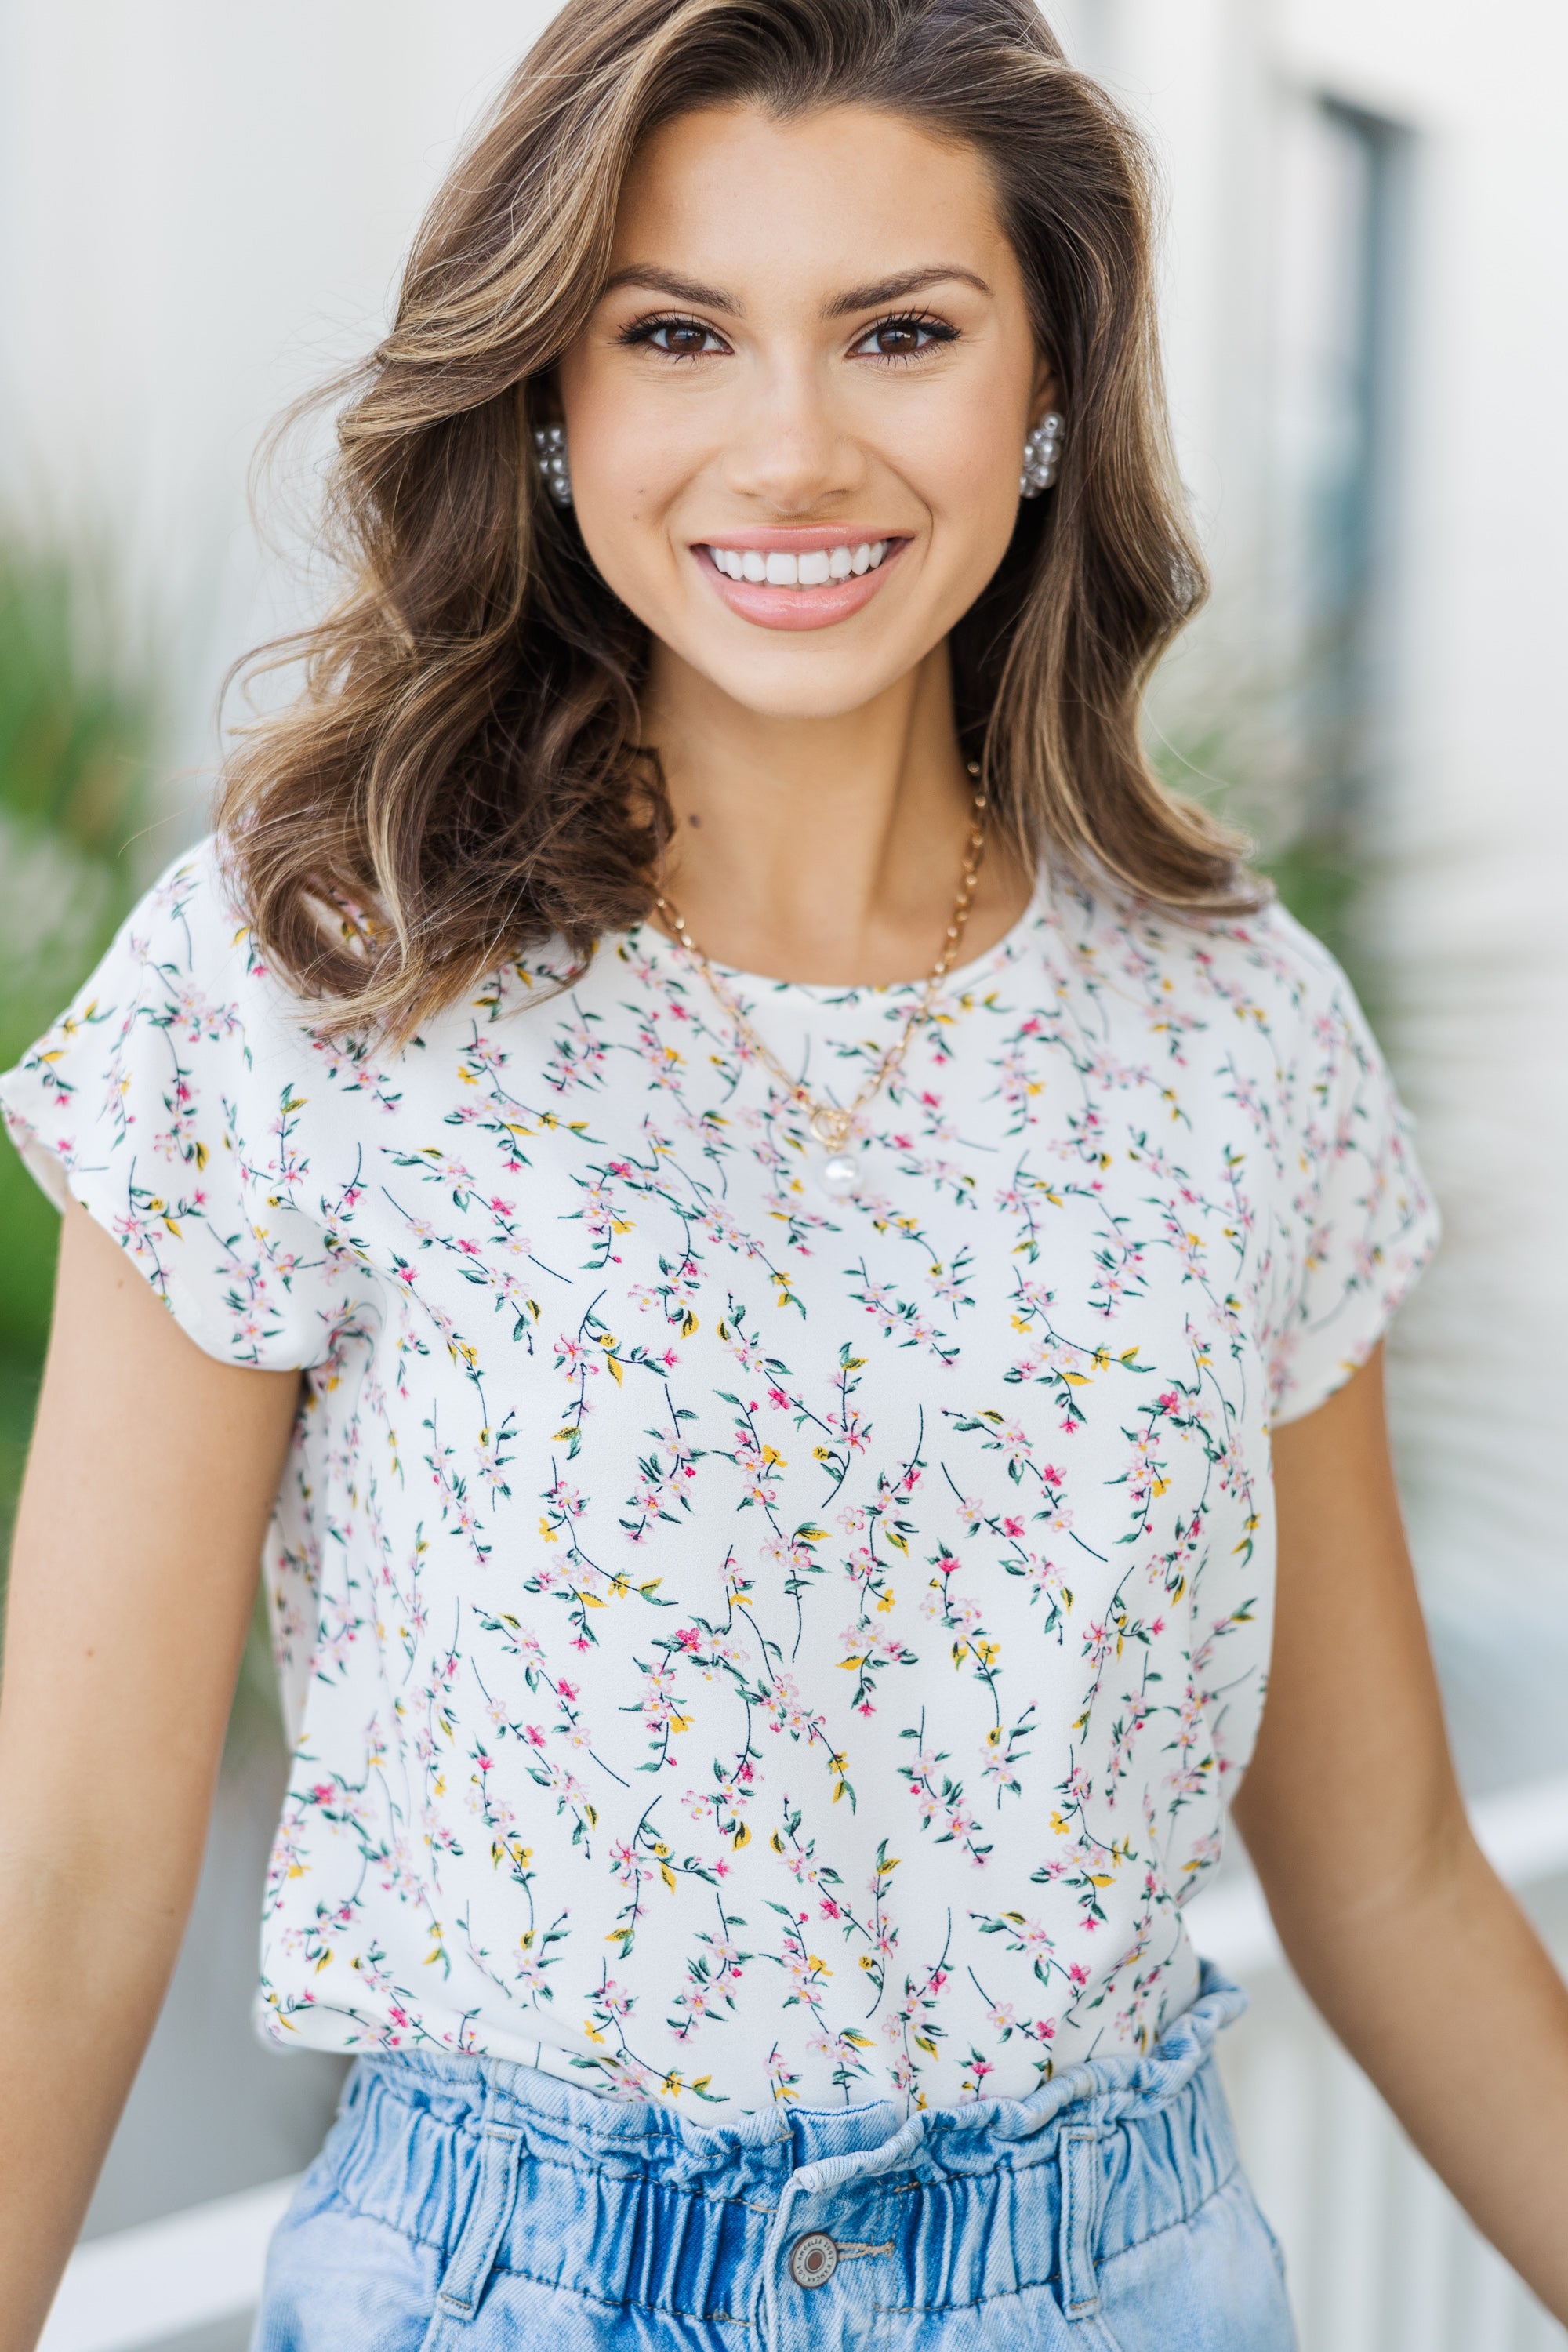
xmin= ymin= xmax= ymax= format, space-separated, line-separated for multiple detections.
xmin=709 ymin=540 xmax=893 ymax=587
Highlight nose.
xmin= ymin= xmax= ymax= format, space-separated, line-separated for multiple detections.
xmin=719 ymin=349 xmax=865 ymax=517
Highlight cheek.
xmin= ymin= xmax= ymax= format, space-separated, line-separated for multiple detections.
xmin=561 ymin=394 xmax=706 ymax=593
xmin=888 ymin=382 xmax=1028 ymax=574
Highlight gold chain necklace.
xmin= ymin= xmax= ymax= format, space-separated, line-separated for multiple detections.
xmin=652 ymin=770 xmax=989 ymax=1196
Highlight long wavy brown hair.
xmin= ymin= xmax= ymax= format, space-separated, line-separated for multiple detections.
xmin=219 ymin=0 xmax=1258 ymax=1037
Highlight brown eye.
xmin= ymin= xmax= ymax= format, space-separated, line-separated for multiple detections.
xmin=648 ymin=319 xmax=720 ymax=357
xmin=854 ymin=314 xmax=953 ymax=361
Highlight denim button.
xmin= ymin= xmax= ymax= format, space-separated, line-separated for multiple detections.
xmin=789 ymin=2230 xmax=839 ymax=2288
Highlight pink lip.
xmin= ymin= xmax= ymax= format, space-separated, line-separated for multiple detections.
xmin=691 ymin=531 xmax=910 ymax=633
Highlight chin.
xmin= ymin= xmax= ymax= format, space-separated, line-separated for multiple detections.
xmin=689 ymin=644 xmax=924 ymax=721
xmin=719 ymin=675 xmax=906 ymax=721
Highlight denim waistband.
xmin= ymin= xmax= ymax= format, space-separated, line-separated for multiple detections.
xmin=325 ymin=1963 xmax=1247 ymax=2337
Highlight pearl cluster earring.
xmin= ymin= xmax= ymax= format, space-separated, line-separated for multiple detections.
xmin=532 ymin=423 xmax=572 ymax=507
xmin=1020 ymin=411 xmax=1065 ymax=498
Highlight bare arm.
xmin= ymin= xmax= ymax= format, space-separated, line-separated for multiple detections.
xmin=1233 ymin=1345 xmax=1568 ymax=2316
xmin=0 ymin=1206 xmax=299 ymax=2352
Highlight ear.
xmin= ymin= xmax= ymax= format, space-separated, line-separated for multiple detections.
xmin=1028 ymin=353 xmax=1058 ymax=428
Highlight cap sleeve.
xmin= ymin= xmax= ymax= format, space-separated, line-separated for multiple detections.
xmin=1265 ymin=939 xmax=1441 ymax=1426
xmin=0 ymin=841 xmax=365 ymax=1371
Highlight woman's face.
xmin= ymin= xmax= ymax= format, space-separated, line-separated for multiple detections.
xmin=557 ymin=103 xmax=1051 ymax=721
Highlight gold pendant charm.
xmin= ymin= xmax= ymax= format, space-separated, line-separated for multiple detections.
xmin=808 ymin=1104 xmax=854 ymax=1152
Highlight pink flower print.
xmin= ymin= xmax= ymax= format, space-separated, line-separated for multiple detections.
xmin=8 ymin=834 xmax=1421 ymax=2110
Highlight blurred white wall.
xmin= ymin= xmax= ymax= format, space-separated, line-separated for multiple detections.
xmin=1 ymin=0 xmax=1563 ymax=1722
xmin=0 ymin=1 xmax=560 ymax=771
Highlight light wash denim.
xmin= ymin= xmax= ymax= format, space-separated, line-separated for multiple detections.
xmin=253 ymin=1964 xmax=1294 ymax=2351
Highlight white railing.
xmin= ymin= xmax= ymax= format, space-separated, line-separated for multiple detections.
xmin=42 ymin=1777 xmax=1568 ymax=2352
xmin=42 ymin=2178 xmax=298 ymax=2352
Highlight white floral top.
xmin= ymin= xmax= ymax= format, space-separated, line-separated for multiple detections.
xmin=2 ymin=841 xmax=1438 ymax=2114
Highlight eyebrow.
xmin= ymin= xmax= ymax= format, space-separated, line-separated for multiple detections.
xmin=823 ymin=266 xmax=991 ymax=315
xmin=597 ymin=263 xmax=992 ymax=318
xmin=598 ymin=267 xmax=741 ymax=311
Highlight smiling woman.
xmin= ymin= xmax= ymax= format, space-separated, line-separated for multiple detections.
xmin=212 ymin=0 xmax=1245 ymax=1035
xmin=5 ymin=1 xmax=1568 ymax=2350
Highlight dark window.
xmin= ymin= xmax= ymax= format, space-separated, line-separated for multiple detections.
xmin=1276 ymin=96 xmax=1411 ymax=849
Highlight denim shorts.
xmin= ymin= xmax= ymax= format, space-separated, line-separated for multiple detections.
xmin=252 ymin=1965 xmax=1294 ymax=2350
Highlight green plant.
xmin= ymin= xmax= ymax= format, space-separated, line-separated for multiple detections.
xmin=1142 ymin=630 xmax=1375 ymax=1006
xmin=0 ymin=535 xmax=159 ymax=1556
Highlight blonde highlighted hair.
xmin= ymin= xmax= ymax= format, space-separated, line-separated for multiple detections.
xmin=219 ymin=0 xmax=1258 ymax=1036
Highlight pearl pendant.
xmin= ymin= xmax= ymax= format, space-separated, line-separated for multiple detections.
xmin=818 ymin=1152 xmax=860 ymax=1199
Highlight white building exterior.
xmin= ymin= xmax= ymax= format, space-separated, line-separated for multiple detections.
xmin=2 ymin=2 xmax=1565 ymax=2341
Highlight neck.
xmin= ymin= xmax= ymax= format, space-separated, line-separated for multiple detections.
xmin=641 ymin=641 xmax=1029 ymax=985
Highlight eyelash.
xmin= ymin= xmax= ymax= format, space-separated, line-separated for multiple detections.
xmin=616 ymin=308 xmax=960 ymax=363
xmin=618 ymin=313 xmax=728 ymax=359
xmin=852 ymin=310 xmax=958 ymax=363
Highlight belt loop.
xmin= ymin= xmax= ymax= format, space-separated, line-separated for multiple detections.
xmin=422 ymin=2071 xmax=523 ymax=2339
xmin=339 ymin=2060 xmax=366 ymax=2122
xmin=1058 ymin=2126 xmax=1102 ymax=2320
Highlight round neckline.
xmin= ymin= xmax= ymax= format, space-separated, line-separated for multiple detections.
xmin=626 ymin=868 xmax=1051 ymax=1004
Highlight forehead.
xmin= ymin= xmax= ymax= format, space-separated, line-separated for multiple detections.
xmin=610 ymin=103 xmax=1012 ymax=293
